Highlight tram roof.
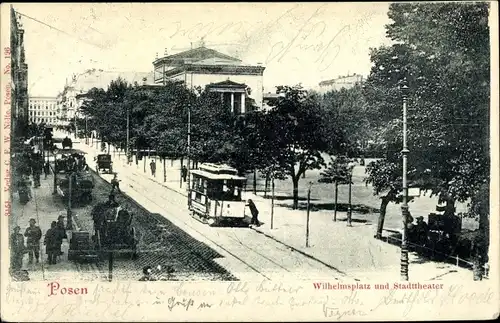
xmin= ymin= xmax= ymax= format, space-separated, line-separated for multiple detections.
xmin=191 ymin=169 xmax=247 ymax=181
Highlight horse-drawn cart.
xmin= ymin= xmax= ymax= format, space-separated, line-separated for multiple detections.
xmin=96 ymin=154 xmax=113 ymax=174
xmin=93 ymin=203 xmax=138 ymax=259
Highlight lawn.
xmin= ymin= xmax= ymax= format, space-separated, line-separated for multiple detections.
xmin=244 ymin=158 xmax=477 ymax=232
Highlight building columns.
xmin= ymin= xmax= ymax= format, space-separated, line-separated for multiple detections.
xmin=230 ymin=93 xmax=235 ymax=113
xmin=241 ymin=93 xmax=246 ymax=114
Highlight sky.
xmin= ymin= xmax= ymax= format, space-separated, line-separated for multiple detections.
xmin=13 ymin=3 xmax=393 ymax=97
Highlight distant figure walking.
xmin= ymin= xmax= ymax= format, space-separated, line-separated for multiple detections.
xmin=181 ymin=165 xmax=188 ymax=182
xmin=44 ymin=161 xmax=50 ymax=179
xmin=111 ymin=173 xmax=121 ymax=194
xmin=44 ymin=221 xmax=60 ymax=265
xmin=56 ymin=215 xmax=68 ymax=257
xmin=247 ymin=199 xmax=260 ymax=226
xmin=150 ymin=160 xmax=156 ymax=177
xmin=10 ymin=226 xmax=25 ymax=271
xmin=24 ymin=218 xmax=42 ymax=265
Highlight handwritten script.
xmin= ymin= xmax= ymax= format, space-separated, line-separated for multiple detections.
xmin=166 ymin=5 xmax=375 ymax=71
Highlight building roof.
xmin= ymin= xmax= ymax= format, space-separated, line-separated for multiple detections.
xmin=207 ymin=80 xmax=247 ymax=88
xmin=66 ymin=69 xmax=154 ymax=95
xmin=153 ymin=46 xmax=241 ymax=67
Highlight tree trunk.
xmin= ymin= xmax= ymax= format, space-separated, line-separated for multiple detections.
xmin=163 ymin=157 xmax=166 ymax=183
xmin=292 ymin=176 xmax=299 ymax=210
xmin=333 ymin=181 xmax=338 ymax=221
xmin=375 ymin=196 xmax=390 ymax=239
xmin=264 ymin=173 xmax=269 ymax=198
xmin=180 ymin=157 xmax=184 ymax=188
xmin=253 ymin=169 xmax=257 ymax=195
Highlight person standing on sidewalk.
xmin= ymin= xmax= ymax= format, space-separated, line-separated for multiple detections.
xmin=150 ymin=160 xmax=156 ymax=177
xmin=24 ymin=219 xmax=42 ymax=264
xmin=31 ymin=153 xmax=42 ymax=188
xmin=10 ymin=226 xmax=26 ymax=271
xmin=43 ymin=161 xmax=50 ymax=180
xmin=56 ymin=215 xmax=67 ymax=257
xmin=247 ymin=199 xmax=260 ymax=226
xmin=44 ymin=221 xmax=60 ymax=265
xmin=181 ymin=165 xmax=188 ymax=182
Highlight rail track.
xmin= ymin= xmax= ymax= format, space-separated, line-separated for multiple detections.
xmin=96 ymin=167 xmax=347 ymax=281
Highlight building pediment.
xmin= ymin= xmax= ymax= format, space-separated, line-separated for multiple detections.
xmin=207 ymin=80 xmax=247 ymax=88
xmin=153 ymin=46 xmax=241 ymax=67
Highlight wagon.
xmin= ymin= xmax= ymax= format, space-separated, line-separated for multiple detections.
xmin=96 ymin=154 xmax=113 ymax=174
xmin=93 ymin=205 xmax=138 ymax=259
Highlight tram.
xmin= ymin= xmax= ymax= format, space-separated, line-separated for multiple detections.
xmin=188 ymin=163 xmax=248 ymax=226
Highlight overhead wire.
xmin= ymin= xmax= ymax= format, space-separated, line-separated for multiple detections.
xmin=14 ymin=10 xmax=108 ymax=50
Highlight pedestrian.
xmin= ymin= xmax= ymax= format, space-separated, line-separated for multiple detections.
xmin=150 ymin=160 xmax=156 ymax=177
xmin=247 ymin=199 xmax=260 ymax=226
xmin=111 ymin=173 xmax=121 ymax=193
xmin=56 ymin=215 xmax=67 ymax=257
xmin=10 ymin=226 xmax=25 ymax=271
xmin=181 ymin=165 xmax=188 ymax=182
xmin=31 ymin=155 xmax=42 ymax=188
xmin=24 ymin=218 xmax=42 ymax=265
xmin=43 ymin=161 xmax=50 ymax=179
xmin=44 ymin=221 xmax=59 ymax=265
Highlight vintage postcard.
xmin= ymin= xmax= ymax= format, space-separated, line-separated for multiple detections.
xmin=1 ymin=2 xmax=499 ymax=321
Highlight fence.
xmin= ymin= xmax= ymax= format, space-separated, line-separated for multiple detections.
xmin=385 ymin=233 xmax=489 ymax=279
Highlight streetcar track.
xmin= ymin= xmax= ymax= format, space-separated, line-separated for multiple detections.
xmin=121 ymin=175 xmax=272 ymax=280
xmin=113 ymin=168 xmax=344 ymax=279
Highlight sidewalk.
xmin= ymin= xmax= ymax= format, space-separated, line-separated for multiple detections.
xmin=10 ymin=170 xmax=101 ymax=281
xmin=68 ymin=133 xmax=477 ymax=282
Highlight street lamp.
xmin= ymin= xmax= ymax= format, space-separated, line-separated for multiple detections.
xmin=347 ymin=161 xmax=356 ymax=227
xmin=400 ymin=79 xmax=410 ymax=281
xmin=186 ymin=104 xmax=191 ymax=206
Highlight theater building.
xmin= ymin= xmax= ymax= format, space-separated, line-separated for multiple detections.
xmin=153 ymin=42 xmax=265 ymax=112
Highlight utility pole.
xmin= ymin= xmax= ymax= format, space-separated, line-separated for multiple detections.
xmin=400 ymin=80 xmax=410 ymax=281
xmin=66 ymin=172 xmax=74 ymax=230
xmin=271 ymin=173 xmax=275 ymax=230
xmin=85 ymin=115 xmax=88 ymax=145
xmin=306 ymin=182 xmax=312 ymax=247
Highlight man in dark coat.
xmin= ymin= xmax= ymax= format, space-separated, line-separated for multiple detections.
xmin=150 ymin=160 xmax=156 ymax=177
xmin=10 ymin=226 xmax=25 ymax=271
xmin=247 ymin=199 xmax=260 ymax=226
xmin=44 ymin=161 xmax=50 ymax=179
xmin=24 ymin=218 xmax=42 ymax=264
xmin=44 ymin=221 xmax=60 ymax=265
xmin=31 ymin=153 xmax=42 ymax=188
xmin=181 ymin=166 xmax=188 ymax=182
xmin=111 ymin=173 xmax=121 ymax=194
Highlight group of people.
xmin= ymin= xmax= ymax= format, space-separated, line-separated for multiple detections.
xmin=60 ymin=153 xmax=88 ymax=173
xmin=10 ymin=216 xmax=68 ymax=271
xmin=15 ymin=149 xmax=48 ymax=203
xmin=406 ymin=213 xmax=430 ymax=248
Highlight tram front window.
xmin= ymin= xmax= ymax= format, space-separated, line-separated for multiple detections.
xmin=207 ymin=181 xmax=243 ymax=201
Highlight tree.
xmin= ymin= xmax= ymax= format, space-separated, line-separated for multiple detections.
xmin=320 ymin=85 xmax=370 ymax=157
xmin=261 ymin=85 xmax=329 ymax=209
xmin=363 ymin=3 xmax=490 ymax=243
xmin=318 ymin=155 xmax=353 ymax=221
